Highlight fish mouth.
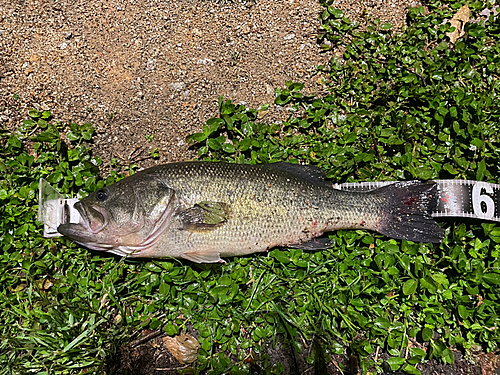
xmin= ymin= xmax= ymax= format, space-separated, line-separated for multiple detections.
xmin=58 ymin=202 xmax=108 ymax=241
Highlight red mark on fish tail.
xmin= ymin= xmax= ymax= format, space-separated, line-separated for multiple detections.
xmin=441 ymin=193 xmax=449 ymax=203
xmin=404 ymin=197 xmax=416 ymax=206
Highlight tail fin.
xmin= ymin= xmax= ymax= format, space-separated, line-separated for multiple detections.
xmin=375 ymin=181 xmax=444 ymax=243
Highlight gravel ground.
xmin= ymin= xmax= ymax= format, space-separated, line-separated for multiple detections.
xmin=1 ymin=0 xmax=412 ymax=171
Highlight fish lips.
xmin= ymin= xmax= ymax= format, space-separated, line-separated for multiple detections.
xmin=58 ymin=201 xmax=108 ymax=241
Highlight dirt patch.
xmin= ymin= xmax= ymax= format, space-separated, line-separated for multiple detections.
xmin=1 ymin=0 xmax=324 ymax=169
xmin=0 ymin=0 xmax=412 ymax=171
xmin=107 ymin=330 xmax=490 ymax=375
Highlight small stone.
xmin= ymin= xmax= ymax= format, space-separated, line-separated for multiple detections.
xmin=171 ymin=82 xmax=184 ymax=91
xmin=146 ymin=59 xmax=156 ymax=70
xmin=196 ymin=58 xmax=213 ymax=65
xmin=284 ymin=33 xmax=295 ymax=40
xmin=63 ymin=31 xmax=72 ymax=40
xmin=59 ymin=42 xmax=68 ymax=49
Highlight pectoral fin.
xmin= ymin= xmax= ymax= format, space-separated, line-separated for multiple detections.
xmin=178 ymin=201 xmax=230 ymax=232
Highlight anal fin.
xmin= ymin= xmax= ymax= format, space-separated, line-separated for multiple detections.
xmin=288 ymin=237 xmax=333 ymax=250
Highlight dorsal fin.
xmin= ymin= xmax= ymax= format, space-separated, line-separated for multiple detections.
xmin=264 ymin=162 xmax=326 ymax=183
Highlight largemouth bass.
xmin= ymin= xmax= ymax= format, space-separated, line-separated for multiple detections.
xmin=58 ymin=162 xmax=444 ymax=263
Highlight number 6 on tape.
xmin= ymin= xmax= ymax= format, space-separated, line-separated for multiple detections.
xmin=471 ymin=182 xmax=495 ymax=220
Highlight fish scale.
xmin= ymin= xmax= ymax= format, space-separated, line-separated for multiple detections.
xmin=58 ymin=162 xmax=444 ymax=263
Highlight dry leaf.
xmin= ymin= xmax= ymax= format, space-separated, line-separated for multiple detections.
xmin=446 ymin=4 xmax=470 ymax=44
xmin=163 ymin=332 xmax=200 ymax=364
xmin=479 ymin=6 xmax=498 ymax=18
xmin=257 ymin=109 xmax=269 ymax=119
xmin=477 ymin=352 xmax=499 ymax=375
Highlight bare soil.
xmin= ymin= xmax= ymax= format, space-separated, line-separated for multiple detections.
xmin=1 ymin=0 xmax=413 ymax=170
xmin=1 ymin=0 xmax=499 ymax=373
xmin=107 ymin=330 xmax=498 ymax=375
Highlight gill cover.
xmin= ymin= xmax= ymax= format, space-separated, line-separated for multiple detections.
xmin=58 ymin=174 xmax=175 ymax=255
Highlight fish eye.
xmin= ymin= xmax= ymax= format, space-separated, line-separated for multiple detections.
xmin=96 ymin=189 xmax=109 ymax=202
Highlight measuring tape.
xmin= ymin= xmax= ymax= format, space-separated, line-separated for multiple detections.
xmin=38 ymin=178 xmax=80 ymax=238
xmin=39 ymin=178 xmax=500 ymax=238
xmin=335 ymin=180 xmax=500 ymax=222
